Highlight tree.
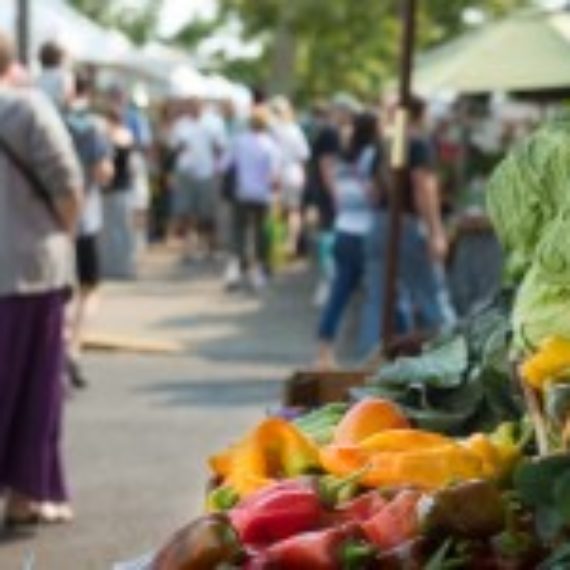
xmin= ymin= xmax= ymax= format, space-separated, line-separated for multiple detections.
xmin=68 ymin=0 xmax=163 ymax=45
xmin=211 ymin=0 xmax=531 ymax=100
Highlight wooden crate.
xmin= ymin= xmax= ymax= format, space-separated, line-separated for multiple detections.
xmin=283 ymin=370 xmax=368 ymax=407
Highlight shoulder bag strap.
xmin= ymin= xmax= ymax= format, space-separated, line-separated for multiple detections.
xmin=0 ymin=135 xmax=64 ymax=229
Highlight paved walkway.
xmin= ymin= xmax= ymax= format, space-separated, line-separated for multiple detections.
xmin=0 ymin=248 xmax=321 ymax=570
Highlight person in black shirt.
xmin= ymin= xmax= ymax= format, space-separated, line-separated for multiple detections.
xmin=100 ymin=106 xmax=137 ymax=279
xmin=359 ymin=96 xmax=456 ymax=354
xmin=306 ymin=95 xmax=357 ymax=306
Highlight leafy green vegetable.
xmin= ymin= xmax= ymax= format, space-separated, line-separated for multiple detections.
xmin=538 ymin=542 xmax=570 ymax=570
xmin=294 ymin=403 xmax=348 ymax=445
xmin=487 ymin=115 xmax=570 ymax=347
xmin=553 ymin=471 xmax=570 ymax=522
xmin=375 ymin=336 xmax=468 ymax=389
xmin=514 ymin=455 xmax=570 ymax=542
xmin=514 ymin=455 xmax=570 ymax=508
xmin=357 ymin=294 xmax=522 ymax=436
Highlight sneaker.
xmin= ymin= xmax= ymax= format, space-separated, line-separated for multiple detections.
xmin=313 ymin=280 xmax=330 ymax=308
xmin=224 ymin=259 xmax=242 ymax=290
xmin=67 ymin=358 xmax=89 ymax=390
xmin=249 ymin=267 xmax=267 ymax=292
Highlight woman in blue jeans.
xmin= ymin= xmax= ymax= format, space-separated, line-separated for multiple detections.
xmin=315 ymin=112 xmax=379 ymax=368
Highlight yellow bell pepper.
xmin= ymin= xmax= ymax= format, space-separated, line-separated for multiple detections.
xmin=462 ymin=428 xmax=520 ymax=484
xmin=358 ymin=429 xmax=451 ymax=452
xmin=320 ymin=428 xmax=488 ymax=491
xmin=521 ymin=336 xmax=570 ymax=390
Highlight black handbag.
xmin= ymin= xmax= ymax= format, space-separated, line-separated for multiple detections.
xmin=0 ymin=135 xmax=64 ymax=229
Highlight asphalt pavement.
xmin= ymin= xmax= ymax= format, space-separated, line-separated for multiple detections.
xmin=0 ymin=248 xmax=320 ymax=570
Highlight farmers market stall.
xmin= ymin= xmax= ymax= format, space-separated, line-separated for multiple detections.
xmin=114 ymin=103 xmax=570 ymax=570
xmin=115 ymin=3 xmax=570 ymax=567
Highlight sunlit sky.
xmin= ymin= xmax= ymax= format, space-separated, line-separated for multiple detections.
xmin=157 ymin=0 xmax=218 ymax=37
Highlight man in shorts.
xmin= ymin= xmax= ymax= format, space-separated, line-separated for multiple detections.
xmin=170 ymin=98 xmax=225 ymax=260
xmin=65 ymin=71 xmax=113 ymax=388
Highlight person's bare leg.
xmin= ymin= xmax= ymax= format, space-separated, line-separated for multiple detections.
xmin=287 ymin=208 xmax=303 ymax=257
xmin=67 ymin=285 xmax=99 ymax=389
xmin=199 ymin=220 xmax=217 ymax=258
xmin=181 ymin=218 xmax=198 ymax=262
xmin=314 ymin=341 xmax=338 ymax=370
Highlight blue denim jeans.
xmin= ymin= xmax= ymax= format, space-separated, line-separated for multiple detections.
xmin=318 ymin=232 xmax=365 ymax=341
xmin=359 ymin=211 xmax=456 ymax=355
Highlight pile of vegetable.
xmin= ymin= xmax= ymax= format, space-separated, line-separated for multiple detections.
xmin=145 ymin=331 xmax=570 ymax=569
xmin=355 ymin=292 xmax=523 ymax=436
xmin=486 ymin=115 xmax=570 ymax=348
xmin=520 ymin=335 xmax=570 ymax=454
xmin=150 ymin=397 xmax=570 ymax=569
xmin=122 ymin=120 xmax=570 ymax=569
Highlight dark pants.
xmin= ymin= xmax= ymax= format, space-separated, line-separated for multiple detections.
xmin=318 ymin=232 xmax=365 ymax=340
xmin=234 ymin=201 xmax=269 ymax=271
xmin=0 ymin=291 xmax=68 ymax=502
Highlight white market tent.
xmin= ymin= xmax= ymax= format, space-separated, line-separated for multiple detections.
xmin=0 ymin=0 xmax=133 ymax=66
xmin=111 ymin=41 xmax=209 ymax=98
xmin=0 ymin=1 xmax=251 ymax=108
xmin=113 ymin=43 xmax=252 ymax=109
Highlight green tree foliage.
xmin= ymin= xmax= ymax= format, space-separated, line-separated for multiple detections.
xmin=68 ymin=0 xmax=163 ymax=45
xmin=213 ymin=0 xmax=532 ymax=99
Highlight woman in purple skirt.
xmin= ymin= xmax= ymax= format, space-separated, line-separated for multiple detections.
xmin=0 ymin=33 xmax=83 ymax=526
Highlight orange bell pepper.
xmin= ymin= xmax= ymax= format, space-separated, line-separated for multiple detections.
xmin=333 ymin=398 xmax=409 ymax=445
xmin=209 ymin=417 xmax=321 ymax=498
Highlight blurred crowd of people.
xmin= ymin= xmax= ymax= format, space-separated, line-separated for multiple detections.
xmin=0 ymin=24 xmax=520 ymax=531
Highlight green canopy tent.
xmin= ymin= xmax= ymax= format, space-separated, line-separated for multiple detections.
xmin=413 ymin=9 xmax=570 ymax=95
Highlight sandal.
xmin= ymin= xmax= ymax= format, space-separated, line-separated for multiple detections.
xmin=3 ymin=512 xmax=40 ymax=530
xmin=4 ymin=496 xmax=41 ymax=530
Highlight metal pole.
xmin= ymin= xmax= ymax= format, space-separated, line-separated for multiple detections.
xmin=381 ymin=0 xmax=418 ymax=352
xmin=16 ymin=0 xmax=30 ymax=66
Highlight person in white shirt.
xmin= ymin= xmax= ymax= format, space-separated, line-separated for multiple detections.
xmin=169 ymin=98 xmax=224 ymax=259
xmin=201 ymin=103 xmax=230 ymax=250
xmin=227 ymin=107 xmax=281 ymax=291
xmin=270 ymin=96 xmax=310 ymax=256
xmin=36 ymin=41 xmax=73 ymax=110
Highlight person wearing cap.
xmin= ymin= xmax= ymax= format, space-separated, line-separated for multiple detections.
xmin=0 ymin=31 xmax=83 ymax=525
xmin=226 ymin=107 xmax=281 ymax=290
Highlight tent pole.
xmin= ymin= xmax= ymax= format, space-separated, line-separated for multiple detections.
xmin=16 ymin=0 xmax=30 ymax=65
xmin=381 ymin=0 xmax=418 ymax=353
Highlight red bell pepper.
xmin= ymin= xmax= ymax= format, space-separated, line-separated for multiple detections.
xmin=229 ymin=479 xmax=322 ymax=546
xmin=361 ymin=489 xmax=422 ymax=551
xmin=320 ymin=490 xmax=389 ymax=528
xmin=261 ymin=523 xmax=363 ymax=570
xmin=336 ymin=490 xmax=389 ymax=522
